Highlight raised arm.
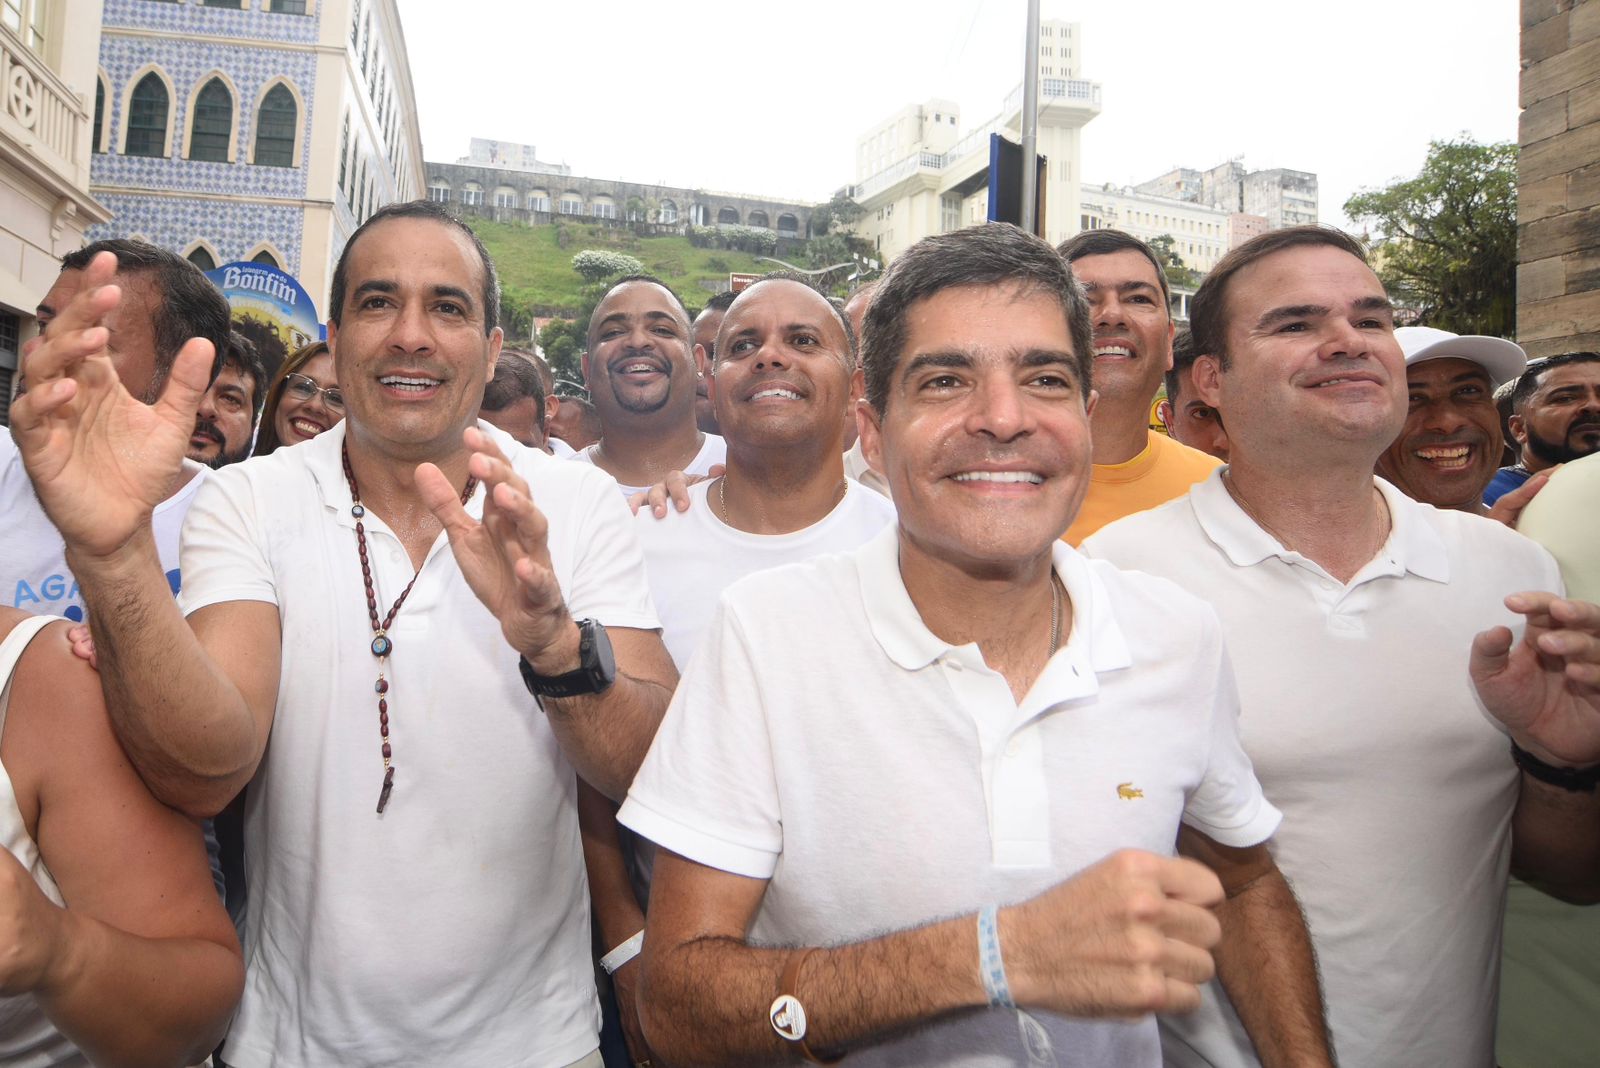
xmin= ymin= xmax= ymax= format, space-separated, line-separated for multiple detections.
xmin=4 ymin=617 xmax=243 ymax=1067
xmin=638 ymin=846 xmax=1225 ymax=1066
xmin=1473 ymin=592 xmax=1600 ymax=901
xmin=1177 ymin=827 xmax=1334 ymax=1067
xmin=9 ymin=252 xmax=281 ymax=816
xmin=420 ymin=426 xmax=676 ymax=798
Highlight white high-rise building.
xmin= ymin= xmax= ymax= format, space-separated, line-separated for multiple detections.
xmin=848 ymin=19 xmax=1100 ymax=261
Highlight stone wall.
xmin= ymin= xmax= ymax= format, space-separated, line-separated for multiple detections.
xmin=1518 ymin=0 xmax=1600 ymax=357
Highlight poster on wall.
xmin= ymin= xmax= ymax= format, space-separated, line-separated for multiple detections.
xmin=205 ymin=262 xmax=324 ymax=380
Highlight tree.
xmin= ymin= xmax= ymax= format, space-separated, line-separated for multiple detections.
xmin=1344 ymin=137 xmax=1517 ymax=337
xmin=810 ymin=190 xmax=865 ymax=236
xmin=571 ymin=249 xmax=645 ymax=283
xmin=1147 ymin=234 xmax=1200 ymax=291
xmin=538 ymin=318 xmax=585 ymax=391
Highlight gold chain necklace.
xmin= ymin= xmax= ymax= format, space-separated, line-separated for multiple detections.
xmin=716 ymin=474 xmax=847 ymax=529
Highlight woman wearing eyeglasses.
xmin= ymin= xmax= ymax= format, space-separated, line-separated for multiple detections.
xmin=255 ymin=341 xmax=346 ymax=454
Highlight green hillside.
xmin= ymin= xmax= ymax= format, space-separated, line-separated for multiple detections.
xmin=468 ymin=218 xmax=779 ymax=324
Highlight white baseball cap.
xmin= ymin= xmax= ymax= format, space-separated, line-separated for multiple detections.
xmin=1395 ymin=326 xmax=1527 ymax=388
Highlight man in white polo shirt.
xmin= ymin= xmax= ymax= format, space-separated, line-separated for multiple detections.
xmin=11 ymin=201 xmax=678 ymax=1068
xmin=1084 ymin=225 xmax=1600 ymax=1068
xmin=619 ymin=224 xmax=1335 ymax=1067
xmin=574 ymin=275 xmax=726 ymax=495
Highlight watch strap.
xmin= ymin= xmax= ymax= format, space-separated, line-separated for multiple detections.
xmin=1511 ymin=741 xmax=1600 ymax=793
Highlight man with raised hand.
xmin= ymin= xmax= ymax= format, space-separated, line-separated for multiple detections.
xmin=619 ymin=224 xmax=1331 ymax=1067
xmin=1085 ymin=225 xmax=1600 ymax=1068
xmin=1058 ymin=230 xmax=1221 ymax=544
xmin=2 ymin=238 xmax=230 ymax=622
xmin=10 ymin=200 xmax=677 ymax=1068
xmin=576 ymin=275 xmax=726 ymax=495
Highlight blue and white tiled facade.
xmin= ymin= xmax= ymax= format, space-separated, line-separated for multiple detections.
xmin=86 ymin=0 xmax=424 ymax=304
xmin=93 ymin=194 xmax=305 ymax=275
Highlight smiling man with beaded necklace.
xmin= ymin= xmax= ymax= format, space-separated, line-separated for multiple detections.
xmin=11 ymin=200 xmax=677 ymax=1068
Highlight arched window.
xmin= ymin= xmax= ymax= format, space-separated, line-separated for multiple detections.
xmin=748 ymin=210 xmax=770 ymax=229
xmin=777 ymin=213 xmax=799 ymax=236
xmin=188 ymin=78 xmax=233 ymax=162
xmin=658 ymin=199 xmax=678 ymax=224
xmin=591 ymin=194 xmax=616 ymax=219
xmin=527 ymin=189 xmax=550 ymax=213
xmin=717 ymin=207 xmax=740 ymax=225
xmin=461 ymin=182 xmax=483 ymax=207
xmin=251 ymin=248 xmax=280 ymax=268
xmin=187 ymin=246 xmax=217 ymax=272
xmin=427 ymin=179 xmax=450 ymax=203
xmin=125 ymin=73 xmax=170 ymax=157
xmin=559 ymin=193 xmax=583 ymax=216
xmin=493 ymin=185 xmax=518 ymax=209
xmin=253 ymin=84 xmax=297 ymax=167
xmin=92 ymin=78 xmax=106 ymax=153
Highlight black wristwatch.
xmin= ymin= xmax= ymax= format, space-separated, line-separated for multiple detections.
xmin=519 ymin=618 xmax=617 ymax=699
xmin=1511 ymin=741 xmax=1600 ymax=793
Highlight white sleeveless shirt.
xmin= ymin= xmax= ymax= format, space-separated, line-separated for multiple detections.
xmin=0 ymin=615 xmax=86 ymax=1067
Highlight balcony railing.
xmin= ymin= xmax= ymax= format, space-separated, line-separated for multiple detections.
xmin=1 ymin=25 xmax=89 ymax=186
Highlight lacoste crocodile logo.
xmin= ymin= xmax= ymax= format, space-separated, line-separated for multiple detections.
xmin=1117 ymin=783 xmax=1143 ymax=800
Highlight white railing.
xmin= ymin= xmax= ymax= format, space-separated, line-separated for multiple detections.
xmin=1001 ymin=77 xmax=1101 ymax=118
xmin=0 ymin=25 xmax=88 ymax=184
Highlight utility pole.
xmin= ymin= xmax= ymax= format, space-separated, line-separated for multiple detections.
xmin=1019 ymin=0 xmax=1040 ymax=235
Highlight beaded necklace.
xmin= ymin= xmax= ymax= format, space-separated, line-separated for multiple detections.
xmin=342 ymin=442 xmax=478 ymax=814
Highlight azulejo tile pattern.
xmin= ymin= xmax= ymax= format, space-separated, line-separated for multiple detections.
xmin=95 ymin=31 xmax=317 ymax=199
xmin=87 ymin=193 xmax=305 ymax=276
xmin=104 ymin=0 xmax=319 ymax=46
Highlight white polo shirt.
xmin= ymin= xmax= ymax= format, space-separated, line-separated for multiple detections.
xmin=636 ymin=477 xmax=896 ymax=669
xmin=1083 ymin=470 xmax=1564 ymax=1068
xmin=178 ymin=421 xmax=659 ymax=1068
xmin=620 ymin=525 xmax=1279 ymax=1067
xmin=573 ymin=433 xmax=727 ymax=496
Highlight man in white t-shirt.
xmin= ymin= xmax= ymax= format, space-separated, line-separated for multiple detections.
xmin=582 ymin=276 xmax=894 ymax=1064
xmin=10 ymin=201 xmax=679 ymax=1068
xmin=573 ymin=275 xmax=726 ymax=494
xmin=617 ymin=224 xmax=1335 ymax=1067
xmin=2 ymin=238 xmax=232 ymax=621
xmin=1084 ymin=225 xmax=1600 ymax=1068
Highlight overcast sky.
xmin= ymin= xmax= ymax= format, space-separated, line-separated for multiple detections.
xmin=396 ymin=0 xmax=1520 ymax=229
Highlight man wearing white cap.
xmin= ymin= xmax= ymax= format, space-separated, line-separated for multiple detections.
xmin=1375 ymin=325 xmax=1533 ymax=521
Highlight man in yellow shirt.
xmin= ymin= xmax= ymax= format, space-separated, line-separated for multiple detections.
xmin=1057 ymin=231 xmax=1221 ymax=544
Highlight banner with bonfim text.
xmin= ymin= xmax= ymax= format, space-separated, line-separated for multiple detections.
xmin=205 ymin=262 xmax=324 ymax=381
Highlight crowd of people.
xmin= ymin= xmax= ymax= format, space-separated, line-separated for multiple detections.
xmin=0 ymin=198 xmax=1597 ymax=1068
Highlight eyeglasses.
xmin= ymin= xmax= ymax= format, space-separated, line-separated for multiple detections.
xmin=283 ymin=372 xmax=344 ymax=411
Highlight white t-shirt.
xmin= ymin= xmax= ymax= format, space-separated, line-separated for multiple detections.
xmin=0 ymin=434 xmax=205 ymax=620
xmin=177 ymin=421 xmax=659 ymax=1068
xmin=620 ymin=525 xmax=1279 ymax=1067
xmin=548 ymin=436 xmax=577 ymax=459
xmin=573 ymin=433 xmax=726 ymax=496
xmin=636 ymin=478 xmax=895 ymax=669
xmin=1083 ymin=470 xmax=1564 ymax=1068
xmin=842 ymin=439 xmax=889 ymax=497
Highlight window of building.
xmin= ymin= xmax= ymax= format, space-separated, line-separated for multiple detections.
xmin=202 ymin=0 xmax=242 ymax=8
xmin=461 ymin=182 xmax=483 ymax=207
xmin=941 ymin=195 xmax=960 ymax=234
xmin=253 ymin=84 xmax=297 ymax=167
xmin=349 ymin=0 xmax=361 ymax=43
xmin=717 ymin=206 xmax=739 ymax=225
xmin=658 ymin=199 xmax=677 ymax=224
xmin=776 ymin=212 xmax=798 ymax=236
xmin=427 ymin=180 xmax=450 ymax=203
xmin=187 ymin=246 xmax=217 ymax=272
xmin=188 ymin=78 xmax=233 ymax=162
xmin=527 ymin=190 xmax=550 ymax=212
xmin=494 ymin=187 xmax=517 ymax=209
xmin=125 ymin=73 xmax=170 ymax=158
xmin=0 ymin=311 xmax=18 ymax=426
xmin=747 ymin=210 xmax=769 ymax=229
xmin=251 ymin=249 xmax=279 ymax=269
xmin=92 ymin=78 xmax=105 ymax=153
xmin=559 ymin=196 xmax=583 ymax=216
xmin=592 ymin=200 xmax=616 ymax=219
xmin=271 ymin=0 xmax=307 ymax=13
xmin=338 ymin=114 xmax=350 ymax=197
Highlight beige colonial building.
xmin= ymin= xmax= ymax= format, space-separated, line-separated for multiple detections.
xmin=0 ymin=0 xmax=112 ymax=418
xmin=1077 ymin=184 xmax=1234 ymax=273
xmin=848 ymin=19 xmax=1101 ymax=260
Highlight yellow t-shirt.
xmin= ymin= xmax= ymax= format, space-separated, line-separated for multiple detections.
xmin=1063 ymin=431 xmax=1222 ymax=546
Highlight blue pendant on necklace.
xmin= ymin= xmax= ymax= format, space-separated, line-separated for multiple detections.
xmin=371 ymin=634 xmax=392 ymax=657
